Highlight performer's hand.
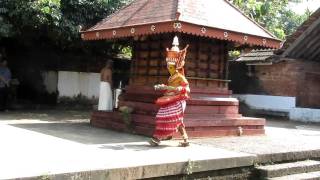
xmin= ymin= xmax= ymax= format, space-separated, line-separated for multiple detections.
xmin=176 ymin=86 xmax=188 ymax=94
xmin=154 ymin=84 xmax=167 ymax=91
xmin=176 ymin=86 xmax=183 ymax=92
xmin=154 ymin=84 xmax=159 ymax=90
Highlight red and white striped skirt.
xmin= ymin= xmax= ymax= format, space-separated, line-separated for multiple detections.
xmin=153 ymin=100 xmax=186 ymax=139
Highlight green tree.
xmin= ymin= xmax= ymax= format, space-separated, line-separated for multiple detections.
xmin=0 ymin=0 xmax=131 ymax=49
xmin=0 ymin=0 xmax=61 ymax=38
xmin=0 ymin=6 xmax=12 ymax=37
xmin=230 ymin=0 xmax=310 ymax=39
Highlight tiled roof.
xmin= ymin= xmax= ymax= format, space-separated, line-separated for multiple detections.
xmin=281 ymin=8 xmax=320 ymax=61
xmin=178 ymin=0 xmax=275 ymax=39
xmin=81 ymin=0 xmax=281 ymax=48
xmin=235 ymin=49 xmax=277 ymax=63
xmin=282 ymin=8 xmax=320 ymax=50
xmin=87 ymin=0 xmax=178 ymax=31
xmin=235 ymin=8 xmax=320 ymax=64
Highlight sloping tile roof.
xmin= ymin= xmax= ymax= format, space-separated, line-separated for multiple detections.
xmin=281 ymin=8 xmax=320 ymax=61
xmin=282 ymin=8 xmax=320 ymax=50
xmin=81 ymin=0 xmax=281 ymax=48
xmin=235 ymin=49 xmax=278 ymax=64
xmin=87 ymin=0 xmax=178 ymax=31
xmin=178 ymin=0 xmax=275 ymax=39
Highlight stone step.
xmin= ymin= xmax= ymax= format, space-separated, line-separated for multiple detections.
xmin=184 ymin=117 xmax=265 ymax=127
xmin=256 ymin=160 xmax=320 ymax=178
xmin=92 ymin=111 xmax=264 ymax=127
xmin=119 ymin=101 xmax=239 ymax=115
xmin=179 ymin=128 xmax=265 ymax=138
xmin=185 ymin=113 xmax=243 ymax=118
xmin=268 ymin=171 xmax=320 ymax=180
xmin=121 ymin=94 xmax=237 ymax=104
xmin=125 ymin=85 xmax=232 ymax=95
xmin=91 ymin=111 xmax=265 ymax=138
xmin=92 ymin=119 xmax=264 ymax=138
xmin=92 ymin=111 xmax=244 ymax=121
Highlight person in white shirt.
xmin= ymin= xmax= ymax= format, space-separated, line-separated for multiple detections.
xmin=98 ymin=60 xmax=113 ymax=111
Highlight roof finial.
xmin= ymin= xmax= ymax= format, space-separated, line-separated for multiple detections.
xmin=171 ymin=36 xmax=180 ymax=52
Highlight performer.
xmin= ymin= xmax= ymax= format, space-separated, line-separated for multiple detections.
xmin=149 ymin=36 xmax=190 ymax=147
xmin=98 ymin=60 xmax=113 ymax=111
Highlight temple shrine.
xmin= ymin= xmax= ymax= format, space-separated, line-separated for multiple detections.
xmin=81 ymin=0 xmax=282 ymax=138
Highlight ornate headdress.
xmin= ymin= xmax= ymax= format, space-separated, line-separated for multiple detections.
xmin=166 ymin=36 xmax=189 ymax=74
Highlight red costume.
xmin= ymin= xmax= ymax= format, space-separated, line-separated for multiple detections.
xmin=149 ymin=36 xmax=190 ymax=146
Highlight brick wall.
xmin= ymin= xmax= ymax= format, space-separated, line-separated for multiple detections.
xmin=254 ymin=60 xmax=298 ymax=97
xmin=230 ymin=59 xmax=320 ymax=108
xmin=299 ymin=72 xmax=320 ymax=108
xmin=254 ymin=59 xmax=320 ymax=108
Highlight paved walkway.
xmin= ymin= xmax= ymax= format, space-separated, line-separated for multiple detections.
xmin=194 ymin=119 xmax=320 ymax=163
xmin=1 ymin=111 xmax=320 ymax=179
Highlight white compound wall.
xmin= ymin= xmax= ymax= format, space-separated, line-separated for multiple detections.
xmin=234 ymin=94 xmax=320 ymax=123
xmin=57 ymin=71 xmax=100 ymax=99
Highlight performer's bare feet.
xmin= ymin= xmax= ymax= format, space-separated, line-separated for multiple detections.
xmin=177 ymin=126 xmax=189 ymax=147
xmin=179 ymin=142 xmax=189 ymax=147
xmin=163 ymin=136 xmax=173 ymax=141
xmin=179 ymin=138 xmax=190 ymax=147
xmin=148 ymin=137 xmax=160 ymax=147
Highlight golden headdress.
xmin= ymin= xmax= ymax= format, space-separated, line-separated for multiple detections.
xmin=166 ymin=36 xmax=189 ymax=75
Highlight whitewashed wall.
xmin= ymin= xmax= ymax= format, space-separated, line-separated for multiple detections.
xmin=57 ymin=71 xmax=100 ymax=99
xmin=234 ymin=94 xmax=296 ymax=113
xmin=290 ymin=108 xmax=320 ymax=123
xmin=42 ymin=71 xmax=58 ymax=94
xmin=234 ymin=94 xmax=320 ymax=123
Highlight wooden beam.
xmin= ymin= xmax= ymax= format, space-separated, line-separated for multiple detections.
xmin=131 ymin=42 xmax=139 ymax=84
xmin=196 ymin=36 xmax=201 ymax=86
xmin=247 ymin=62 xmax=273 ymax=66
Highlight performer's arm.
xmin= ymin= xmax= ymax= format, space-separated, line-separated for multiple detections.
xmin=175 ymin=76 xmax=190 ymax=94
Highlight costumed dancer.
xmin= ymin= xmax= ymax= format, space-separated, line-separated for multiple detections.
xmin=149 ymin=36 xmax=190 ymax=147
xmin=98 ymin=60 xmax=113 ymax=111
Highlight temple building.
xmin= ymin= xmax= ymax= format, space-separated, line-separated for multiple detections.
xmin=81 ymin=0 xmax=281 ymax=137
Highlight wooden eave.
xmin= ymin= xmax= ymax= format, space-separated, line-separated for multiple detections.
xmin=81 ymin=0 xmax=282 ymax=49
xmin=81 ymin=20 xmax=281 ymax=49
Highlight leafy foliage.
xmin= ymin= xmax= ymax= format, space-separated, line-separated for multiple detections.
xmin=230 ymin=0 xmax=311 ymax=39
xmin=0 ymin=0 xmax=61 ymax=37
xmin=0 ymin=0 xmax=131 ymax=52
xmin=0 ymin=6 xmax=12 ymax=37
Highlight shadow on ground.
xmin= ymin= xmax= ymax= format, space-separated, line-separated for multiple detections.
xmin=1 ymin=110 xmax=148 ymax=145
xmin=0 ymin=110 xmax=90 ymax=121
xmin=10 ymin=122 xmax=148 ymax=145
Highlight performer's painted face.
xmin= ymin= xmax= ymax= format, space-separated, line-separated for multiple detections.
xmin=167 ymin=64 xmax=176 ymax=76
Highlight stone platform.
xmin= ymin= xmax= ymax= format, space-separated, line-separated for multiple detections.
xmin=91 ymin=85 xmax=265 ymax=138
